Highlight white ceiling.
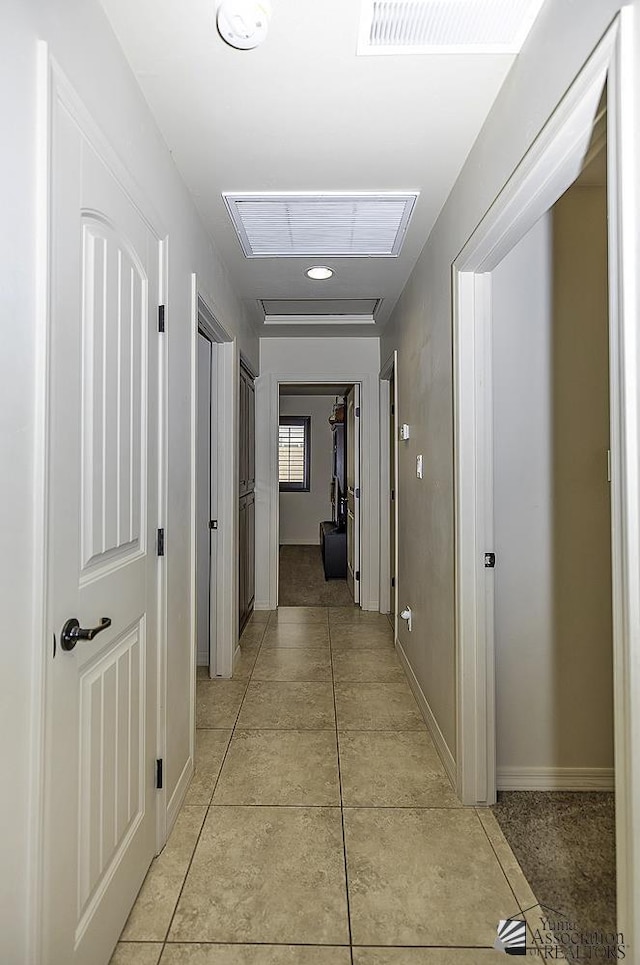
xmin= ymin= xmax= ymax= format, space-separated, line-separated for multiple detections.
xmin=100 ymin=0 xmax=532 ymax=337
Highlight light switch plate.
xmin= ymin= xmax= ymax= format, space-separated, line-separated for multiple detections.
xmin=416 ymin=454 xmax=423 ymax=479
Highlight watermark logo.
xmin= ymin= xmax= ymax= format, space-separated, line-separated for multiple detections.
xmin=495 ymin=917 xmax=527 ymax=956
xmin=494 ymin=905 xmax=627 ymax=959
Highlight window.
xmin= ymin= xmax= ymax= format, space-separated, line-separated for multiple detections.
xmin=279 ymin=416 xmax=311 ymax=491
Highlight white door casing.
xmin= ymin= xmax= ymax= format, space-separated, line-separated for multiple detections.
xmin=346 ymin=384 xmax=361 ymax=604
xmin=191 ymin=287 xmax=234 ymax=679
xmin=453 ymin=19 xmax=616 ymax=808
xmin=379 ymin=351 xmax=398 ymax=623
xmin=453 ymin=13 xmax=640 ymax=947
xmin=42 ymin=78 xmax=163 ymax=965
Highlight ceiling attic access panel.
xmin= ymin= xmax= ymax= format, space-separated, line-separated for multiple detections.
xmin=223 ymin=193 xmax=418 ymax=258
xmin=261 ymin=298 xmax=381 ymax=326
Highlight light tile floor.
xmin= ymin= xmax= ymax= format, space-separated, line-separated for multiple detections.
xmin=111 ymin=607 xmax=540 ymax=965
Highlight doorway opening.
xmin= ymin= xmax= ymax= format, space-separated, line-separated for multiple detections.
xmin=196 ymin=329 xmax=218 ymax=674
xmin=192 ymin=287 xmax=235 ymax=679
xmin=453 ymin=16 xmax=640 ymax=940
xmin=380 ymin=351 xmax=398 ymax=626
xmin=489 ymin=102 xmax=615 ymax=936
xmin=277 ymin=383 xmax=361 ymax=608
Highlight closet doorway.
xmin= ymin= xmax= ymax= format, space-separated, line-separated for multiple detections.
xmin=196 ymin=330 xmax=218 ymax=674
xmin=277 ymin=383 xmax=361 ymax=608
xmin=192 ymin=289 xmax=235 ymax=680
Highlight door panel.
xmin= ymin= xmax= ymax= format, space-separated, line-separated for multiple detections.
xmin=44 ymin=100 xmax=160 ymax=965
xmin=346 ymin=385 xmax=361 ymax=604
xmin=78 ymin=620 xmax=144 ymax=912
xmin=81 ymin=218 xmax=145 ymax=574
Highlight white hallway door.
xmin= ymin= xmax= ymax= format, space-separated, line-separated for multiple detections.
xmin=43 ymin=96 xmax=161 ymax=965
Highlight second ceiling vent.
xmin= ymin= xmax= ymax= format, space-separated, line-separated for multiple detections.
xmin=223 ymin=192 xmax=418 ymax=258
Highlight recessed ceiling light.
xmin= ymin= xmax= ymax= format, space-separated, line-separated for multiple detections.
xmin=306 ymin=266 xmax=334 ymax=280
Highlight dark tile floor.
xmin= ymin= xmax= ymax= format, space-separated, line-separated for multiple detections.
xmin=278 ymin=544 xmax=353 ymax=607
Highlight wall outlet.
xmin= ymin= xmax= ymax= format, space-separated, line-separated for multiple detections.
xmin=400 ymin=423 xmax=410 ymax=441
xmin=416 ymin=454 xmax=423 ymax=479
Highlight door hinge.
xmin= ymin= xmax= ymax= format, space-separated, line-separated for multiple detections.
xmin=391 ymin=403 xmax=395 ymax=416
xmin=156 ymin=758 xmax=163 ymax=789
xmin=157 ymin=528 xmax=165 ymax=557
xmin=158 ymin=304 xmax=165 ymax=333
xmin=391 ymin=576 xmax=395 ymax=588
xmin=209 ymin=519 xmax=218 ymax=530
xmin=355 ymin=570 xmax=360 ymax=581
xmin=355 ymin=487 xmax=360 ymax=498
xmin=484 ymin=552 xmax=496 ymax=568
xmin=355 ymin=406 xmax=360 ymax=417
xmin=391 ymin=489 xmax=395 ymax=501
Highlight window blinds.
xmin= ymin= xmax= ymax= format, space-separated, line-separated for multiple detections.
xmin=279 ymin=423 xmax=306 ymax=484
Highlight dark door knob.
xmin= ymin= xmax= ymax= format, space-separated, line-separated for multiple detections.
xmin=61 ymin=617 xmax=112 ymax=652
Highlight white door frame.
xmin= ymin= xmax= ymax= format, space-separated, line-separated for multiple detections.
xmin=191 ymin=281 xmax=236 ymax=681
xmin=195 ymin=331 xmax=217 ymax=671
xmin=379 ymin=352 xmax=398 ymax=622
xmin=452 ymin=13 xmax=640 ymax=945
xmin=260 ymin=373 xmax=380 ymax=611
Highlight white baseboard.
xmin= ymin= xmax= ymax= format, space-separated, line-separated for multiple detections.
xmin=497 ymin=766 xmax=615 ymax=791
xmin=279 ymin=537 xmax=320 ymax=545
xmin=395 ymin=636 xmax=457 ymax=789
xmin=166 ymin=754 xmax=194 ymax=833
xmin=254 ymin=601 xmax=272 ymax=611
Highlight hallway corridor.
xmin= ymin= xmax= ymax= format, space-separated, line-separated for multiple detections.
xmin=110 ymin=608 xmax=540 ymax=964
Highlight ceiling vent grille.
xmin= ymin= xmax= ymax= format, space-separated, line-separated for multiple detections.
xmin=223 ymin=193 xmax=418 ymax=258
xmin=358 ymin=0 xmax=547 ymax=55
xmin=260 ymin=298 xmax=381 ymax=325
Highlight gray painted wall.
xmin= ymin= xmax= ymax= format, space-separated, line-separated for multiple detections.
xmin=381 ymin=0 xmax=623 ymax=760
xmin=492 ymin=185 xmax=613 ymax=775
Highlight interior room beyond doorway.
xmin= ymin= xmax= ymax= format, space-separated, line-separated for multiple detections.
xmin=490 ymin=102 xmax=615 ymax=938
xmin=278 ymin=384 xmax=360 ymax=608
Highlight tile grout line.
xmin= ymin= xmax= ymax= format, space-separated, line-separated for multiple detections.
xmin=329 ymin=609 xmax=355 ymax=965
xmin=470 ymin=806 xmax=548 ymax=951
xmin=150 ymin=610 xmax=396 ymax=961
xmin=159 ymin=618 xmax=269 ymax=953
xmin=472 ymin=806 xmax=541 ymax=922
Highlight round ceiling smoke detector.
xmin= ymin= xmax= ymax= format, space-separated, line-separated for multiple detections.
xmin=216 ymin=0 xmax=272 ymax=50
